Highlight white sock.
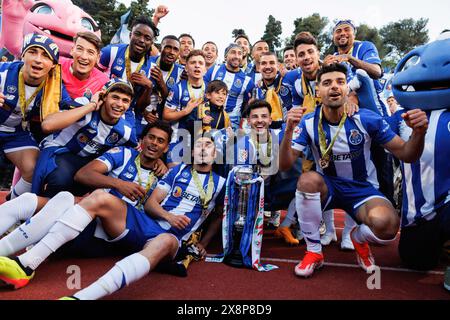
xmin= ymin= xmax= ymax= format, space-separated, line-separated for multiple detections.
xmin=10 ymin=178 xmax=32 ymax=199
xmin=280 ymin=199 xmax=296 ymax=228
xmin=352 ymin=224 xmax=396 ymax=245
xmin=342 ymin=214 xmax=357 ymax=236
xmin=18 ymin=205 xmax=92 ymax=270
xmin=322 ymin=210 xmax=335 ymax=235
xmin=0 ymin=192 xmax=75 ymax=256
xmin=73 ymin=253 xmax=151 ymax=300
xmin=296 ymin=191 xmax=322 ymax=253
xmin=0 ymin=193 xmax=37 ymax=236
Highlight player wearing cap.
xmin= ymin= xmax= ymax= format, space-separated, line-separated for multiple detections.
xmin=0 ymin=33 xmax=74 ymax=199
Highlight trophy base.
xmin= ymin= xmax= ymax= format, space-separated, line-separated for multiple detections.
xmin=224 ymin=252 xmax=245 ymax=269
xmin=224 ymin=229 xmax=246 ymax=268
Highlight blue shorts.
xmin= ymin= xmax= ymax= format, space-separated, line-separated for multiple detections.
xmin=58 ymin=203 xmax=180 ymax=258
xmin=118 ymin=203 xmax=181 ymax=252
xmin=322 ymin=175 xmax=388 ymax=221
xmin=0 ymin=130 xmax=38 ymax=154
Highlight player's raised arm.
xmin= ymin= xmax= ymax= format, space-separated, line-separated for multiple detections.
xmin=279 ymin=107 xmax=305 ymax=171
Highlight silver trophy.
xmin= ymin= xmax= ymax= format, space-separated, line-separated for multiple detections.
xmin=234 ymin=166 xmax=254 ymax=230
xmin=225 ymin=166 xmax=255 ymax=268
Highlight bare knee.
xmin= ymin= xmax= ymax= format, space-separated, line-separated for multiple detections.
xmin=297 ymin=172 xmax=326 ymax=194
xmin=367 ymin=210 xmax=400 ymax=240
xmin=143 ymin=234 xmax=179 ymax=260
xmin=79 ymin=190 xmax=114 ymax=213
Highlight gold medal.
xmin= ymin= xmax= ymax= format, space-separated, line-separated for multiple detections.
xmin=318 ymin=105 xmax=347 ymax=170
xmin=21 ymin=120 xmax=29 ymax=131
xmin=191 ymin=168 xmax=214 ymax=213
xmin=18 ymin=67 xmax=46 ymax=131
xmin=319 ymin=157 xmax=330 ymax=170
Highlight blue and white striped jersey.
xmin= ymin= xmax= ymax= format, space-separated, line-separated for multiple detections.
xmin=0 ymin=61 xmax=73 ymax=133
xmin=292 ymin=108 xmax=396 ymax=188
xmin=99 ymin=44 xmax=152 ymax=81
xmin=204 ymin=64 xmax=254 ymax=123
xmin=165 ymin=79 xmax=205 ymax=141
xmin=282 ymin=68 xmax=318 ymax=109
xmin=97 ymin=146 xmax=159 ymax=207
xmin=254 ymin=74 xmax=292 ymax=121
xmin=155 ymin=164 xmax=226 ymax=241
xmin=391 ymin=109 xmax=450 ymax=228
xmin=41 ymin=111 xmax=137 ymax=158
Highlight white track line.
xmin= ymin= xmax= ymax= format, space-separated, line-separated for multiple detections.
xmin=261 ymin=257 xmax=445 ymax=276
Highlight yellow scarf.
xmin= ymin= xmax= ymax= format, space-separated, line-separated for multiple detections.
xmin=41 ymin=64 xmax=62 ymax=120
xmin=301 ymin=73 xmax=321 ymax=115
xmin=265 ymin=77 xmax=284 ymax=122
xmin=198 ymin=103 xmax=230 ymax=132
xmin=300 ymin=73 xmax=321 ymax=173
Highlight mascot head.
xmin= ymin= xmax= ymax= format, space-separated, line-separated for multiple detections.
xmin=392 ymin=31 xmax=450 ymax=110
xmin=23 ymin=0 xmax=101 ymax=57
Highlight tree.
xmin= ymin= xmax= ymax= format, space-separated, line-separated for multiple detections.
xmin=380 ymin=18 xmax=429 ymax=59
xmin=356 ymin=24 xmax=386 ymax=59
xmin=73 ymin=0 xmax=154 ymax=45
xmin=262 ymin=15 xmax=283 ymax=51
xmin=290 ymin=13 xmax=329 ymax=51
xmin=232 ymin=29 xmax=247 ymax=39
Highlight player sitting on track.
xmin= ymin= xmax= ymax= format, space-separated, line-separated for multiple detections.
xmin=0 ymin=121 xmax=171 ymax=270
xmin=0 ymin=136 xmax=225 ymax=300
xmin=279 ymin=63 xmax=428 ymax=278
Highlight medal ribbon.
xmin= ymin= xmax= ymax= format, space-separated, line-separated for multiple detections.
xmin=156 ymin=57 xmax=175 ymax=84
xmin=187 ymin=81 xmax=205 ymax=101
xmin=18 ymin=67 xmax=46 ymax=122
xmin=125 ymin=46 xmax=145 ymax=80
xmin=318 ymin=105 xmax=347 ymax=164
xmin=191 ymin=168 xmax=214 ymax=211
xmin=252 ymin=132 xmax=272 ymax=167
xmin=134 ymin=156 xmax=156 ymax=209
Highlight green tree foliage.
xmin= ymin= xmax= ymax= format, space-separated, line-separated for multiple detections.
xmin=73 ymin=0 xmax=154 ymax=45
xmin=380 ymin=18 xmax=429 ymax=58
xmin=262 ymin=15 xmax=283 ymax=51
xmin=356 ymin=24 xmax=386 ymax=59
xmin=290 ymin=13 xmax=330 ymax=51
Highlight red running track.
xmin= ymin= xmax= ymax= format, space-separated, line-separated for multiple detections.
xmin=0 ymin=192 xmax=448 ymax=300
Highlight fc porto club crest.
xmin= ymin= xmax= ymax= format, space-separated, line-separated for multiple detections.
xmin=234 ymin=79 xmax=243 ymax=89
xmin=167 ymin=77 xmax=175 ymax=87
xmin=349 ymin=130 xmax=363 ymax=146
xmin=107 ymin=133 xmax=119 ymax=144
xmin=280 ymin=86 xmax=289 ymax=97
xmin=116 ymin=58 xmax=124 ymax=66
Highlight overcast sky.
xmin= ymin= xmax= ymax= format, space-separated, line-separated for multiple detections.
xmin=119 ymin=0 xmax=449 ymax=59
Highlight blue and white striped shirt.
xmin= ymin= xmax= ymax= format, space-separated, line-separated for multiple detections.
xmin=204 ymin=64 xmax=254 ymax=123
xmin=41 ymin=111 xmax=137 ymax=158
xmin=156 ymin=164 xmax=226 ymax=241
xmin=97 ymin=146 xmax=159 ymax=207
xmin=292 ymin=108 xmax=396 ymax=188
xmin=391 ymin=109 xmax=450 ymax=228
